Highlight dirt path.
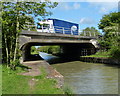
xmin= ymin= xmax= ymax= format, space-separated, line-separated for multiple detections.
xmin=20 ymin=60 xmax=43 ymax=76
xmin=20 ymin=60 xmax=64 ymax=88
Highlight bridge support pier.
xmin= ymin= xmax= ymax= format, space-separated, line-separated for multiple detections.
xmin=22 ymin=44 xmax=31 ymax=61
xmin=60 ymin=44 xmax=96 ymax=60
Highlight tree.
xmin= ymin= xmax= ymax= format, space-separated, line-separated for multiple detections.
xmin=98 ymin=12 xmax=120 ymax=38
xmin=98 ymin=12 xmax=120 ymax=31
xmin=98 ymin=12 xmax=120 ymax=58
xmin=98 ymin=12 xmax=120 ymax=48
xmin=80 ymin=27 xmax=101 ymax=36
xmin=31 ymin=46 xmax=38 ymax=54
xmin=2 ymin=2 xmax=58 ymax=67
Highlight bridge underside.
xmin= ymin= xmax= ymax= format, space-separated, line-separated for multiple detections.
xmin=21 ymin=42 xmax=96 ymax=62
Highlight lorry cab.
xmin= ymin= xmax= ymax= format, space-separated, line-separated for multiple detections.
xmin=37 ymin=20 xmax=54 ymax=33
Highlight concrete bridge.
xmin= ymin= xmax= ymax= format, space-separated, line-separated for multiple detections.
xmin=19 ymin=30 xmax=99 ymax=61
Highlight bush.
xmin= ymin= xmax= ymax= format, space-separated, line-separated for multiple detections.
xmin=63 ymin=85 xmax=74 ymax=95
xmin=110 ymin=46 xmax=120 ymax=59
xmin=9 ymin=60 xmax=20 ymax=70
xmin=39 ymin=46 xmax=61 ymax=55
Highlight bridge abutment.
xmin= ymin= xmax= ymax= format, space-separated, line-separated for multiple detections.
xmin=22 ymin=44 xmax=43 ymax=61
xmin=22 ymin=44 xmax=31 ymax=61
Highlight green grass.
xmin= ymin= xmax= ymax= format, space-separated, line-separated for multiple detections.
xmin=82 ymin=51 xmax=112 ymax=58
xmin=31 ymin=51 xmax=39 ymax=55
xmin=33 ymin=67 xmax=64 ymax=94
xmin=2 ymin=66 xmax=31 ymax=94
xmin=34 ymin=78 xmax=64 ymax=94
xmin=0 ymin=65 xmax=2 ymax=95
xmin=2 ymin=65 xmax=71 ymax=94
xmin=63 ymin=84 xmax=74 ymax=95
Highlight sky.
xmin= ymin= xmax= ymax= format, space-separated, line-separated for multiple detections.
xmin=44 ymin=1 xmax=119 ymax=32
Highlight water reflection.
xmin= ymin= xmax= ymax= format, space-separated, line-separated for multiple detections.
xmin=39 ymin=52 xmax=119 ymax=94
xmin=39 ymin=52 xmax=59 ymax=61
xmin=39 ymin=52 xmax=78 ymax=64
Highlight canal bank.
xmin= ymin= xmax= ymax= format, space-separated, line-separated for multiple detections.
xmin=80 ymin=57 xmax=120 ymax=65
xmin=21 ymin=60 xmax=64 ymax=88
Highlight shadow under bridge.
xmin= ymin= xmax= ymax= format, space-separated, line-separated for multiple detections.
xmin=20 ymin=42 xmax=97 ymax=62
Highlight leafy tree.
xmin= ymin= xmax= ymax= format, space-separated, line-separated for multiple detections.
xmin=98 ymin=12 xmax=120 ymax=48
xmin=98 ymin=12 xmax=120 ymax=58
xmin=80 ymin=27 xmax=101 ymax=36
xmin=31 ymin=46 xmax=38 ymax=54
xmin=38 ymin=46 xmax=61 ymax=55
xmin=98 ymin=12 xmax=120 ymax=31
xmin=2 ymin=2 xmax=58 ymax=67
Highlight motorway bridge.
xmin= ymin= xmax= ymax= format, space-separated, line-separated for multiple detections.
xmin=19 ymin=30 xmax=99 ymax=61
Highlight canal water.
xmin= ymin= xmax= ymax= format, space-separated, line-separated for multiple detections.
xmin=39 ymin=52 xmax=119 ymax=94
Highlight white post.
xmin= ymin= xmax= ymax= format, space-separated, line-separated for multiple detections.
xmin=89 ymin=31 xmax=91 ymax=37
xmin=71 ymin=29 xmax=73 ymax=35
xmin=42 ymin=25 xmax=43 ymax=32
xmin=78 ymin=30 xmax=80 ymax=35
xmin=94 ymin=31 xmax=96 ymax=37
xmin=84 ymin=31 xmax=86 ymax=36
xmin=63 ymin=27 xmax=65 ymax=34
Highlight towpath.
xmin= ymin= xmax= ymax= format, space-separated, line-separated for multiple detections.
xmin=20 ymin=60 xmax=64 ymax=89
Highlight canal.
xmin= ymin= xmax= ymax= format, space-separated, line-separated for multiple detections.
xmin=39 ymin=52 xmax=119 ymax=94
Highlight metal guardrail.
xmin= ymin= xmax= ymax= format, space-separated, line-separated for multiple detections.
xmin=26 ymin=25 xmax=102 ymax=37
xmin=54 ymin=26 xmax=75 ymax=35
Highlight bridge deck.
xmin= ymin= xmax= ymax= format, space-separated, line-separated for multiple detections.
xmin=19 ymin=30 xmax=99 ymax=49
xmin=21 ymin=30 xmax=96 ymax=39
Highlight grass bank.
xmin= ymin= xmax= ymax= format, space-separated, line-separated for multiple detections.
xmin=2 ymin=66 xmax=30 ymax=94
xmin=82 ymin=51 xmax=112 ymax=58
xmin=82 ymin=49 xmax=120 ymax=60
xmin=2 ymin=65 xmax=72 ymax=94
xmin=0 ymin=65 xmax=2 ymax=95
xmin=80 ymin=51 xmax=120 ymax=64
